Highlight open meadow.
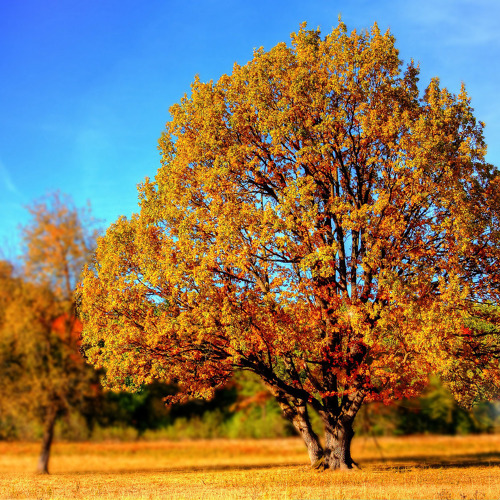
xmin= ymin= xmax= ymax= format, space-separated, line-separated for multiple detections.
xmin=1 ymin=435 xmax=500 ymax=499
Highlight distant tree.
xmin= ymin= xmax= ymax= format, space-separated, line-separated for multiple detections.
xmin=79 ymin=23 xmax=500 ymax=469
xmin=0 ymin=193 xmax=100 ymax=474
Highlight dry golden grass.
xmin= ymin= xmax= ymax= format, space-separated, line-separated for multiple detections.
xmin=1 ymin=435 xmax=500 ymax=499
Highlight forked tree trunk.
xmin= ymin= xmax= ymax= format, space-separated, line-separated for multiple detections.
xmin=293 ymin=411 xmax=358 ymax=470
xmin=36 ymin=409 xmax=57 ymax=474
xmin=266 ymin=378 xmax=364 ymax=470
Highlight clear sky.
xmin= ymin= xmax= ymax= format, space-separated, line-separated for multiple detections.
xmin=1 ymin=0 xmax=499 ymax=256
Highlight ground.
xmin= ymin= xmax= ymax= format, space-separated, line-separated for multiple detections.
xmin=1 ymin=435 xmax=500 ymax=499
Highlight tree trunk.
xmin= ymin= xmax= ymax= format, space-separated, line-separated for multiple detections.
xmin=262 ymin=374 xmax=364 ymax=470
xmin=321 ymin=389 xmax=366 ymax=470
xmin=36 ymin=409 xmax=57 ymax=474
xmin=290 ymin=404 xmax=324 ymax=466
xmin=324 ymin=419 xmax=357 ymax=470
xmin=271 ymin=389 xmax=324 ymax=466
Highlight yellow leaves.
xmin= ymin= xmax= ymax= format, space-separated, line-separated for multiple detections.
xmin=78 ymin=20 xmax=499 ymax=418
xmin=300 ymin=244 xmax=339 ymax=279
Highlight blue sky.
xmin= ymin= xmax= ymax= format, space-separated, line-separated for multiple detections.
xmin=1 ymin=0 xmax=499 ymax=256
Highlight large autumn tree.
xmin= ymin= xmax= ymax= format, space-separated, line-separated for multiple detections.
xmin=79 ymin=23 xmax=500 ymax=469
xmin=0 ymin=193 xmax=100 ymax=474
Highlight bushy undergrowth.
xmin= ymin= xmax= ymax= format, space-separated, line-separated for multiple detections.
xmin=355 ymin=377 xmax=500 ymax=437
xmin=1 ymin=374 xmax=498 ymax=442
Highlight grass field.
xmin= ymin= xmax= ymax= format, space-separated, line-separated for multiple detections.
xmin=1 ymin=435 xmax=500 ymax=499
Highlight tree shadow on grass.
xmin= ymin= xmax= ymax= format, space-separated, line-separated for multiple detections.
xmin=57 ymin=461 xmax=308 ymax=476
xmin=57 ymin=454 xmax=500 ymax=476
xmin=361 ymin=452 xmax=500 ymax=470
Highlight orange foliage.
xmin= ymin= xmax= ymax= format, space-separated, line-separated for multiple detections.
xmin=51 ymin=314 xmax=83 ymax=364
xmin=79 ymin=22 xmax=500 ymax=469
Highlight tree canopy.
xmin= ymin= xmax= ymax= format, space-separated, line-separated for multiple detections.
xmin=79 ymin=22 xmax=500 ymax=469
